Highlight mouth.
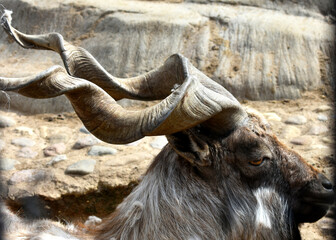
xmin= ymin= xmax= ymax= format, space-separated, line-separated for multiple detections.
xmin=293 ymin=191 xmax=335 ymax=223
xmin=294 ymin=202 xmax=332 ymax=223
xmin=302 ymin=191 xmax=335 ymax=206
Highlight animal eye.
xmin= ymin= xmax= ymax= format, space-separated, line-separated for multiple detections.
xmin=249 ymin=157 xmax=269 ymax=166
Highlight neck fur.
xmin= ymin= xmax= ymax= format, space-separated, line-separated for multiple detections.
xmin=97 ymin=146 xmax=297 ymax=240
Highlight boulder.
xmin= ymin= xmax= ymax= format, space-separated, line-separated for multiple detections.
xmin=0 ymin=0 xmax=334 ymax=113
xmin=65 ymin=159 xmax=96 ymax=175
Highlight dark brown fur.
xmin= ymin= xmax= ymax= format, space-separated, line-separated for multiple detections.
xmin=92 ymin=112 xmax=334 ymax=240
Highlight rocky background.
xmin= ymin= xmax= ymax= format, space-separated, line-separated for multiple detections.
xmin=0 ymin=0 xmax=335 ymax=239
xmin=0 ymin=0 xmax=335 ymax=113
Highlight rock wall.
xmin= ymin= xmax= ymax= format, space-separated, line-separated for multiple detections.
xmin=0 ymin=0 xmax=335 ymax=113
xmin=182 ymin=0 xmax=335 ymax=19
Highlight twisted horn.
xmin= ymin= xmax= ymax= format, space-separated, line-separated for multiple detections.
xmin=1 ymin=11 xmax=183 ymax=101
xmin=0 ymin=65 xmax=246 ymax=143
xmin=0 ymin=11 xmax=248 ymax=142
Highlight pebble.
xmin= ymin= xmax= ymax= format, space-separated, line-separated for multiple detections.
xmin=0 ymin=140 xmax=5 ymax=151
xmin=47 ymin=134 xmax=69 ymax=144
xmin=73 ymin=135 xmax=101 ymax=149
xmin=322 ymin=137 xmax=334 ymax=144
xmin=317 ymin=114 xmax=328 ymax=122
xmin=290 ymin=136 xmax=312 ymax=145
xmin=307 ymin=124 xmax=328 ymax=135
xmin=0 ymin=115 xmax=16 ymax=128
xmin=43 ymin=143 xmax=66 ymax=157
xmin=263 ymin=112 xmax=281 ymax=122
xmin=39 ymin=126 xmax=49 ymax=138
xmin=314 ymin=105 xmax=332 ymax=113
xmin=17 ymin=147 xmax=38 ymax=159
xmin=284 ymin=115 xmax=307 ymax=125
xmin=0 ymin=158 xmax=17 ymax=170
xmin=310 ymin=144 xmax=329 ymax=150
xmin=13 ymin=126 xmax=34 ymax=136
xmin=47 ymin=155 xmax=67 ymax=166
xmin=280 ymin=125 xmax=301 ymax=139
xmin=150 ymin=136 xmax=168 ymax=149
xmin=88 ymin=146 xmax=117 ymax=156
xmin=65 ymin=159 xmax=96 ymax=175
xmin=9 ymin=169 xmax=50 ymax=184
xmin=79 ymin=126 xmax=90 ymax=134
xmin=11 ymin=138 xmax=36 ymax=147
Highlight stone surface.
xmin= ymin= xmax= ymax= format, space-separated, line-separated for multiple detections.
xmin=322 ymin=137 xmax=334 ymax=145
xmin=88 ymin=146 xmax=117 ymax=156
xmin=185 ymin=0 xmax=335 ymax=16
xmin=150 ymin=136 xmax=168 ymax=149
xmin=11 ymin=138 xmax=36 ymax=147
xmin=290 ymin=136 xmax=312 ymax=145
xmin=47 ymin=155 xmax=67 ymax=166
xmin=263 ymin=112 xmax=282 ymax=122
xmin=43 ymin=143 xmax=66 ymax=157
xmin=0 ymin=158 xmax=17 ymax=170
xmin=65 ymin=159 xmax=96 ymax=175
xmin=47 ymin=134 xmax=69 ymax=144
xmin=39 ymin=126 xmax=49 ymax=138
xmin=307 ymin=124 xmax=329 ymax=136
xmin=13 ymin=126 xmax=35 ymax=136
xmin=314 ymin=105 xmax=333 ymax=113
xmin=9 ymin=169 xmax=51 ymax=184
xmin=17 ymin=147 xmax=38 ymax=159
xmin=317 ymin=114 xmax=328 ymax=122
xmin=311 ymin=144 xmax=329 ymax=150
xmin=0 ymin=115 xmax=16 ymax=128
xmin=73 ymin=135 xmax=101 ymax=149
xmin=0 ymin=139 xmax=5 ymax=151
xmin=280 ymin=125 xmax=301 ymax=139
xmin=285 ymin=115 xmax=307 ymax=125
xmin=0 ymin=0 xmax=335 ymax=113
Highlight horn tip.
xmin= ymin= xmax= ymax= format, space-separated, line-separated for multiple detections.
xmin=1 ymin=8 xmax=13 ymax=25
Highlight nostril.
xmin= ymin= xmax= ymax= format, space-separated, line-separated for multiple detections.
xmin=322 ymin=181 xmax=333 ymax=190
xmin=318 ymin=173 xmax=334 ymax=190
xmin=321 ymin=179 xmax=333 ymax=190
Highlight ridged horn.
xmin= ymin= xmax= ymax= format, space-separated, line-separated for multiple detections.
xmin=0 ymin=65 xmax=247 ymax=143
xmin=1 ymin=11 xmax=184 ymax=101
xmin=0 ymin=11 xmax=248 ymax=141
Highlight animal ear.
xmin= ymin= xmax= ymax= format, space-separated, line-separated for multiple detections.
xmin=167 ymin=130 xmax=211 ymax=167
